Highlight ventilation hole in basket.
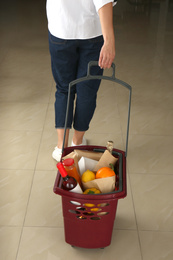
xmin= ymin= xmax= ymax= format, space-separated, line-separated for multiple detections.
xmin=70 ymin=201 xmax=81 ymax=206
xmin=83 ymin=203 xmax=95 ymax=207
xmin=76 ymin=216 xmax=87 ymax=220
xmin=83 ymin=212 xmax=95 ymax=216
xmin=69 ymin=210 xmax=81 ymax=214
xmin=76 ymin=207 xmax=87 ymax=211
xmin=90 ymin=217 xmax=101 ymax=220
xmin=90 ymin=208 xmax=102 ymax=212
xmin=97 ymin=212 xmax=109 ymax=216
xmin=97 ymin=203 xmax=109 ymax=207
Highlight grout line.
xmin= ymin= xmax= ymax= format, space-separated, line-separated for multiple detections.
xmin=128 ymin=173 xmax=144 ymax=260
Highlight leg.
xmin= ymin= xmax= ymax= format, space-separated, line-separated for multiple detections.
xmin=48 ymin=32 xmax=78 ymax=150
xmin=73 ymin=36 xmax=103 ymax=133
xmin=72 ymin=130 xmax=85 ymax=145
xmin=57 ymin=129 xmax=69 ymax=149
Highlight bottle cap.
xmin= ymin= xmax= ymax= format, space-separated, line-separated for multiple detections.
xmin=63 ymin=158 xmax=74 ymax=167
xmin=56 ymin=162 xmax=68 ymax=178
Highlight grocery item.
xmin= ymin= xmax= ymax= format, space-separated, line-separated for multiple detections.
xmin=81 ymin=169 xmax=96 ymax=183
xmin=83 ymin=188 xmax=101 ymax=194
xmin=94 ymin=150 xmax=118 ymax=172
xmin=62 ymin=151 xmax=80 ymax=174
xmin=96 ymin=166 xmax=115 ymax=179
xmin=74 ymin=149 xmax=103 ymax=161
xmin=63 ymin=158 xmax=82 ymax=187
xmin=57 ymin=162 xmax=82 ymax=193
xmin=78 ymin=156 xmax=98 ymax=176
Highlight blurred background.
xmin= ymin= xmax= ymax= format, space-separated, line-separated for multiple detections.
xmin=0 ymin=1 xmax=173 ymax=259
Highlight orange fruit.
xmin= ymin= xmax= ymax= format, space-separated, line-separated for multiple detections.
xmin=95 ymin=167 xmax=115 ymax=179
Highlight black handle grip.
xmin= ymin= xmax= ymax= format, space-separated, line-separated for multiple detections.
xmin=87 ymin=61 xmax=116 ymax=79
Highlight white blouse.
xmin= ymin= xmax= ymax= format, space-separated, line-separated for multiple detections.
xmin=46 ymin=0 xmax=115 ymax=39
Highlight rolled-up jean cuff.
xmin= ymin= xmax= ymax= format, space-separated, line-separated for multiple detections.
xmin=73 ymin=127 xmax=89 ymax=132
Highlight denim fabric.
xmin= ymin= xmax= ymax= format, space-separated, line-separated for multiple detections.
xmin=48 ymin=31 xmax=103 ymax=131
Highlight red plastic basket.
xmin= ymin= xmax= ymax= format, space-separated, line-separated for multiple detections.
xmin=54 ymin=145 xmax=127 ymax=248
xmin=53 ymin=62 xmax=132 ymax=249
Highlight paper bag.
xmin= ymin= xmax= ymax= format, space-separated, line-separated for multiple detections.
xmin=82 ymin=175 xmax=116 ymax=193
xmin=81 ymin=150 xmax=118 ymax=193
xmin=94 ymin=150 xmax=118 ymax=171
xmin=74 ymin=150 xmax=103 ymax=161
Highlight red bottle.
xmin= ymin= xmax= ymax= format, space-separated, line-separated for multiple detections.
xmin=57 ymin=162 xmax=82 ymax=194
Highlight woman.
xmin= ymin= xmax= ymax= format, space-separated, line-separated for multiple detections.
xmin=46 ymin=0 xmax=116 ymax=161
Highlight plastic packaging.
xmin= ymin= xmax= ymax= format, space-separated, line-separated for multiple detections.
xmin=63 ymin=158 xmax=82 ymax=187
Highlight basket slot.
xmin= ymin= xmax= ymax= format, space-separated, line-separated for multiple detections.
xmin=67 ymin=199 xmax=112 ymax=221
xmin=90 ymin=217 xmax=101 ymax=220
xmin=70 ymin=201 xmax=81 ymax=206
xmin=76 ymin=216 xmax=87 ymax=220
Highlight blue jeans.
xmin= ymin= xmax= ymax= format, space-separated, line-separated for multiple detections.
xmin=48 ymin=31 xmax=103 ymax=131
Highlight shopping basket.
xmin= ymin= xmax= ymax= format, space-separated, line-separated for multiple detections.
xmin=53 ymin=61 xmax=132 ymax=249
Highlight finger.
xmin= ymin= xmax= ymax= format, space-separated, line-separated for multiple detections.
xmin=98 ymin=53 xmax=104 ymax=68
xmin=102 ymin=58 xmax=111 ymax=69
xmin=100 ymin=54 xmax=109 ymax=68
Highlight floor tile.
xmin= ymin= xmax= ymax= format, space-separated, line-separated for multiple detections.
xmin=127 ymin=135 xmax=173 ymax=174
xmin=36 ymin=130 xmax=58 ymax=171
xmin=17 ymin=227 xmax=142 ymax=260
xmin=0 ymin=130 xmax=42 ymax=170
xmin=0 ymin=102 xmax=48 ymax=131
xmin=0 ymin=227 xmax=22 ymax=260
xmin=90 ymin=114 xmax=122 ymax=135
xmin=0 ymin=47 xmax=52 ymax=81
xmin=128 ymin=104 xmax=173 ymax=136
xmin=89 ymin=84 xmax=121 ymax=135
xmin=114 ymin=174 xmax=137 ymax=230
xmin=44 ymin=103 xmax=55 ymax=132
xmin=0 ymin=77 xmax=53 ymax=103
xmin=139 ymin=231 xmax=173 ymax=260
xmin=24 ymin=171 xmax=63 ymax=227
xmin=117 ymin=88 xmax=173 ymax=136
xmin=49 ymin=86 xmax=56 ymax=104
xmin=0 ymin=170 xmax=33 ymax=225
xmin=130 ymin=174 xmax=173 ymax=231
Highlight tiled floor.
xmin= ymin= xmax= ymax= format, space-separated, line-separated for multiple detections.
xmin=0 ymin=1 xmax=173 ymax=259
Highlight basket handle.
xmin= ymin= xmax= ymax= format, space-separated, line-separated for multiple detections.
xmin=87 ymin=61 xmax=116 ymax=79
xmin=61 ymin=61 xmax=132 ymax=158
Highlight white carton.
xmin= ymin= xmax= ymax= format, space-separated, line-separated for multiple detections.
xmin=78 ymin=157 xmax=98 ymax=176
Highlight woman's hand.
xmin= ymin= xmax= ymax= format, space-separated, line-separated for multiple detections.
xmin=98 ymin=2 xmax=115 ymax=69
xmin=99 ymin=39 xmax=115 ymax=69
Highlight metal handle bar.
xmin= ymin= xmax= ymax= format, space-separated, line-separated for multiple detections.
xmin=61 ymin=61 xmax=132 ymax=158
